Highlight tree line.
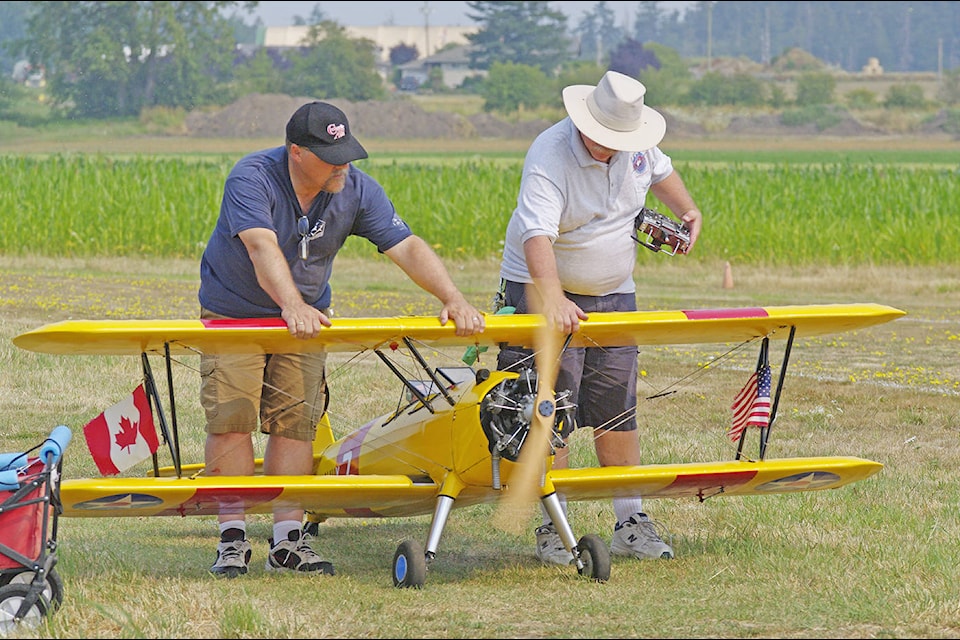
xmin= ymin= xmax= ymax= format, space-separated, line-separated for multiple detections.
xmin=607 ymin=1 xmax=958 ymax=75
xmin=0 ymin=1 xmax=957 ymax=121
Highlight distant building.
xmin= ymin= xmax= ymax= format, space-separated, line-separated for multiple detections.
xmin=261 ymin=25 xmax=478 ymax=63
xmin=862 ymin=57 xmax=884 ymax=75
xmin=397 ymin=44 xmax=485 ymax=90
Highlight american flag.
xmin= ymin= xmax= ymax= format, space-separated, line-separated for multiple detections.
xmin=728 ymin=363 xmax=772 ymax=442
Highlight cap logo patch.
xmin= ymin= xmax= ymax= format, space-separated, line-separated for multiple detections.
xmin=327 ymin=123 xmax=346 ymax=140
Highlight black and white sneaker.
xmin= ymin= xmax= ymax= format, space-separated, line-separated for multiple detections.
xmin=265 ymin=529 xmax=335 ymax=575
xmin=210 ymin=530 xmax=252 ymax=578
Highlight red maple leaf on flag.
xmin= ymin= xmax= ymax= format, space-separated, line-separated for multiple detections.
xmin=84 ymin=384 xmax=160 ymax=475
xmin=113 ymin=415 xmax=140 ymax=451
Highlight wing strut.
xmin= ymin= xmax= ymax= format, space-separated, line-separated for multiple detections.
xmin=140 ymin=350 xmax=182 ymax=477
xmin=162 ymin=343 xmax=183 ymax=476
xmin=761 ymin=325 xmax=795 ymax=459
xmin=374 ymin=348 xmax=436 ymax=414
xmin=402 ymin=337 xmax=455 ymax=407
xmin=733 ymin=325 xmax=795 ymax=462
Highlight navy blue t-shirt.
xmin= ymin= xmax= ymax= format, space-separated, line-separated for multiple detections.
xmin=199 ymin=146 xmax=412 ymax=317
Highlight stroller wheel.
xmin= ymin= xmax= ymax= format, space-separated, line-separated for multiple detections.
xmin=2 ymin=569 xmax=63 ymax=610
xmin=0 ymin=582 xmax=51 ymax=633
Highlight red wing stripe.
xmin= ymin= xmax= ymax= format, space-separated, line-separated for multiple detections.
xmin=201 ymin=318 xmax=286 ymax=329
xmin=682 ymin=308 xmax=769 ymax=320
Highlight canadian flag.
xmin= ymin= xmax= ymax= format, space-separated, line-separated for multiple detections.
xmin=83 ymin=384 xmax=159 ymax=475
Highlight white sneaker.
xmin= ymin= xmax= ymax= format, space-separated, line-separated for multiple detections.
xmin=610 ymin=513 xmax=674 ymax=560
xmin=534 ymin=523 xmax=574 ymax=565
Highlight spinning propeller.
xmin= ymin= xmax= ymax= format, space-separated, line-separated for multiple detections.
xmin=492 ymin=284 xmax=565 ymax=535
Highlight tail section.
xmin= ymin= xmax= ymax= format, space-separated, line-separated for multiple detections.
xmin=311 ymin=412 xmax=335 ymax=464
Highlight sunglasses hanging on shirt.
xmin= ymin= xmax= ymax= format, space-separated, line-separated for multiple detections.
xmin=297 ymin=216 xmax=327 ymax=260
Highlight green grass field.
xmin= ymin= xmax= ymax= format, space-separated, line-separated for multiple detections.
xmin=1 ymin=135 xmax=959 ymax=638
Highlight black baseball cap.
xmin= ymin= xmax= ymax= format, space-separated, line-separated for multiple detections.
xmin=286 ymin=101 xmax=368 ymax=165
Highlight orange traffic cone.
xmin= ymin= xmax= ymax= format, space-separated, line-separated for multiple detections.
xmin=722 ymin=261 xmax=734 ymax=289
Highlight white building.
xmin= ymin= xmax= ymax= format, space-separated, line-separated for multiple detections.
xmin=262 ymin=25 xmax=478 ymax=62
xmin=398 ymin=45 xmax=484 ymax=90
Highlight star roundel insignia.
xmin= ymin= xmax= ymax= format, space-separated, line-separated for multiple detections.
xmin=755 ymin=471 xmax=841 ymax=492
xmin=74 ymin=493 xmax=164 ymax=510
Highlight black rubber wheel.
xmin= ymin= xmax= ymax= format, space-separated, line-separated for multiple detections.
xmin=2 ymin=569 xmax=64 ymax=610
xmin=392 ymin=539 xmax=427 ymax=589
xmin=0 ymin=582 xmax=51 ymax=634
xmin=576 ymin=533 xmax=611 ymax=583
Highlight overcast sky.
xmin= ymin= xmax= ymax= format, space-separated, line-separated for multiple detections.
xmin=244 ymin=1 xmax=693 ymax=28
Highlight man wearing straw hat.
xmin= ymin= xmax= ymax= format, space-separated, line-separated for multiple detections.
xmin=496 ymin=70 xmax=703 ymax=564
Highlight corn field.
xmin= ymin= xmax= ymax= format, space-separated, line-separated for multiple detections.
xmin=1 ymin=153 xmax=957 ymax=265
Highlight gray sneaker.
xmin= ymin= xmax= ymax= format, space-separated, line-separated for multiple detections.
xmin=610 ymin=513 xmax=674 ymax=560
xmin=266 ymin=529 xmax=335 ymax=575
xmin=210 ymin=538 xmax=252 ymax=578
xmin=534 ymin=523 xmax=574 ymax=566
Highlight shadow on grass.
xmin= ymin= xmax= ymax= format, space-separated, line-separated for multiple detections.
xmin=54 ymin=510 xmax=570 ymax=587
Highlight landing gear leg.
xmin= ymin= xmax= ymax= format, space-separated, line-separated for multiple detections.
xmin=541 ymin=492 xmax=610 ymax=582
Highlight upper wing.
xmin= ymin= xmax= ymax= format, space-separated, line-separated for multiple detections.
xmin=13 ymin=303 xmax=905 ymax=356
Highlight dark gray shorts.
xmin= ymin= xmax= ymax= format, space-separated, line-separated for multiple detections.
xmin=495 ymin=280 xmax=638 ymax=437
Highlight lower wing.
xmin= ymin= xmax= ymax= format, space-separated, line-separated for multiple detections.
xmin=549 ymin=456 xmax=882 ymax=501
xmin=58 ymin=456 xmax=880 ymax=519
xmin=58 ymin=474 xmax=440 ymax=519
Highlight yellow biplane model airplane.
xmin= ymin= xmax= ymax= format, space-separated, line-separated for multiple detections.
xmin=12 ymin=302 xmax=904 ymax=588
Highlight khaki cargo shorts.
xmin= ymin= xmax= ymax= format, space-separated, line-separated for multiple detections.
xmin=199 ymin=310 xmax=327 ymax=442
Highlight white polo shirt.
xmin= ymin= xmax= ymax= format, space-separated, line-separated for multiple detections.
xmin=499 ymin=117 xmax=674 ymax=296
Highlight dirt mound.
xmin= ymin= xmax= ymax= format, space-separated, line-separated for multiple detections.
xmin=466 ymin=111 xmax=554 ymax=138
xmin=184 ymin=94 xmax=309 ymax=138
xmin=184 ymin=92 xmax=950 ymax=141
xmin=725 ymin=112 xmax=885 ymax=136
xmin=184 ymin=93 xmax=552 ymax=140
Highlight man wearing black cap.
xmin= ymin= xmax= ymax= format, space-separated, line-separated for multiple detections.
xmin=198 ymin=101 xmax=486 ymax=578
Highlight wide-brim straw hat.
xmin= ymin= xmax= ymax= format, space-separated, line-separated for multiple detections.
xmin=562 ymin=70 xmax=666 ymax=151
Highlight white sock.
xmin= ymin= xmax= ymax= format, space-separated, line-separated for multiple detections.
xmin=273 ymin=520 xmax=301 ymax=544
xmin=613 ymin=498 xmax=644 ymax=524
